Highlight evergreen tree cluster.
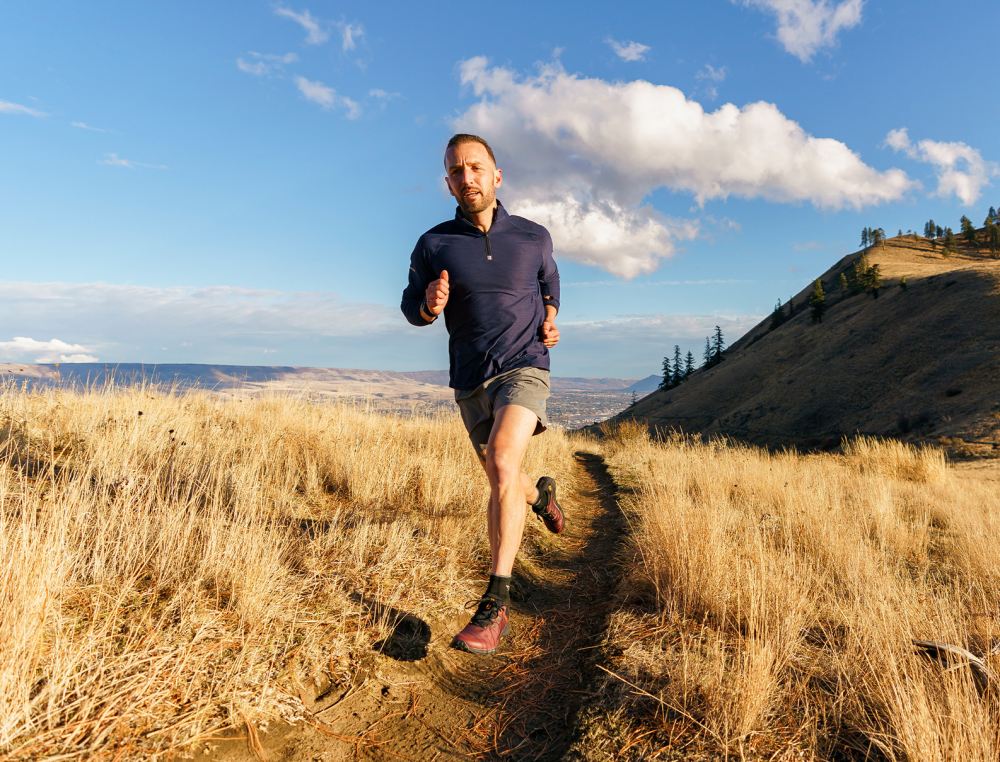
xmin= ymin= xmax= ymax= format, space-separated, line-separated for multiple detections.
xmin=922 ymin=206 xmax=1000 ymax=255
xmin=660 ymin=344 xmax=697 ymax=389
xmin=808 ymin=279 xmax=826 ymax=323
xmin=849 ymin=251 xmax=882 ymax=297
xmin=703 ymin=326 xmax=725 ymax=369
xmin=861 ymin=226 xmax=885 ymax=250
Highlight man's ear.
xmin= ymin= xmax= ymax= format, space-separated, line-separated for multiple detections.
xmin=494 ymin=167 xmax=503 ymax=188
xmin=444 ymin=175 xmax=456 ymax=199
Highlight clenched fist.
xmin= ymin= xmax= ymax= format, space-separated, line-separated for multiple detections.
xmin=425 ymin=270 xmax=449 ymax=316
xmin=540 ymin=319 xmax=559 ymax=348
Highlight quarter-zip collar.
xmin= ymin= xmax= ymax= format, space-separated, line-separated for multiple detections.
xmin=453 ymin=199 xmax=510 ymax=235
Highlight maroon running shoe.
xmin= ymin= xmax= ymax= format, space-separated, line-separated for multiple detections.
xmin=451 ymin=597 xmax=510 ymax=655
xmin=532 ymin=476 xmax=565 ymax=534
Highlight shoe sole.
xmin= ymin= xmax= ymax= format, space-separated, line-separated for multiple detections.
xmin=450 ymin=621 xmax=511 ymax=655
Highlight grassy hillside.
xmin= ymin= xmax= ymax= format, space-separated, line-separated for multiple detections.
xmin=620 ymin=236 xmax=1000 ymax=455
xmin=581 ymin=422 xmax=999 ymax=760
xmin=2 ymin=386 xmax=996 ymax=759
xmin=0 ymin=384 xmax=574 ymax=758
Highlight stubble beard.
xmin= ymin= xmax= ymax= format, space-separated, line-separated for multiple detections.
xmin=457 ymin=183 xmax=496 ymax=215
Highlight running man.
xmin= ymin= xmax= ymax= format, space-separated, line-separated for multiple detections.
xmin=401 ymin=133 xmax=565 ymax=655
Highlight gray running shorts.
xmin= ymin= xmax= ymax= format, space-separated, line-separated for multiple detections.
xmin=454 ymin=367 xmax=550 ymax=458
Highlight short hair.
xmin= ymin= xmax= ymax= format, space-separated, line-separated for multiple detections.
xmin=445 ymin=133 xmax=497 ymax=166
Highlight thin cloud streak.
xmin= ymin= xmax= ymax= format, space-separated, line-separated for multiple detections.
xmin=100 ymin=153 xmax=168 ymax=170
xmin=606 ymin=38 xmax=651 ymax=62
xmin=0 ymin=100 xmax=46 ymax=117
xmin=565 ymin=278 xmax=753 ymax=288
xmin=295 ymin=76 xmax=361 ymax=118
xmin=274 ymin=6 xmax=329 ymax=45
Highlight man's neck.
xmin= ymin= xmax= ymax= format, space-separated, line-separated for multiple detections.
xmin=464 ymin=201 xmax=498 ymax=234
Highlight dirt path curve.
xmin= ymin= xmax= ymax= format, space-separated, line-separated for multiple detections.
xmin=206 ymin=450 xmax=626 ymax=761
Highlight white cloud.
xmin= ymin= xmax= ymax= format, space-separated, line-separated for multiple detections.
xmin=236 ymin=51 xmax=297 ymax=77
xmin=606 ymin=38 xmax=650 ymax=62
xmin=0 ymin=281 xmax=416 ymax=366
xmin=0 ymin=100 xmax=46 ymax=118
xmin=337 ymin=21 xmax=363 ymax=52
xmin=340 ymin=95 xmax=361 ymax=120
xmin=70 ymin=120 xmax=107 ymax=132
xmin=739 ymin=0 xmax=863 ymax=62
xmin=100 ymin=153 xmax=167 ymax=170
xmin=558 ymin=312 xmax=763 ymax=376
xmin=295 ymin=76 xmax=335 ymax=108
xmin=369 ymin=88 xmax=400 ymax=102
xmin=454 ymin=57 xmax=912 ymax=278
xmin=294 ymin=76 xmax=361 ymax=118
xmin=884 ymin=127 xmax=996 ymax=206
xmin=695 ymin=64 xmax=727 ymax=100
xmin=0 ymin=337 xmax=98 ymax=363
xmin=274 ymin=6 xmax=329 ymax=45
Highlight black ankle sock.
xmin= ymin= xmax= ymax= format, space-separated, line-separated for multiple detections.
xmin=485 ymin=574 xmax=511 ymax=606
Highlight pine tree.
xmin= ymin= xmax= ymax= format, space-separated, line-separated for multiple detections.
xmin=631 ymin=390 xmax=638 ymax=406
xmin=960 ymin=215 xmax=976 ymax=244
xmin=660 ymin=356 xmax=672 ymax=389
xmin=989 ymin=206 xmax=998 ymax=224
xmin=684 ymin=351 xmax=695 ymax=378
xmin=869 ymin=263 xmax=882 ymax=298
xmin=988 ymin=222 xmax=1000 ymax=255
xmin=809 ymin=279 xmax=826 ymax=323
xmin=942 ymin=227 xmax=956 ymax=256
xmin=711 ymin=326 xmax=725 ymax=361
xmin=703 ymin=337 xmax=712 ymax=367
xmin=861 ymin=227 xmax=869 ymax=249
xmin=770 ymin=298 xmax=786 ymax=330
xmin=925 ymin=219 xmax=937 ymax=248
xmin=936 ymin=224 xmax=943 ymax=239
xmin=852 ymin=251 xmax=872 ymax=292
xmin=839 ymin=272 xmax=849 ymax=292
xmin=672 ymin=345 xmax=683 ymax=385
xmin=900 ymin=276 xmax=908 ymax=291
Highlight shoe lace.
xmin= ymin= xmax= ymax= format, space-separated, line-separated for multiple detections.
xmin=465 ymin=597 xmax=503 ymax=627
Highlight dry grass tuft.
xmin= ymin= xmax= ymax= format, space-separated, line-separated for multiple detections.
xmin=0 ymin=384 xmax=574 ymax=759
xmin=596 ymin=427 xmax=1000 ymax=760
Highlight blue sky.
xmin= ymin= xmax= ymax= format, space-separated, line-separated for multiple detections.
xmin=2 ymin=1 xmax=997 ymax=377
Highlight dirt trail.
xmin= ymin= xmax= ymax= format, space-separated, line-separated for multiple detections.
xmin=205 ymin=450 xmax=625 ymax=761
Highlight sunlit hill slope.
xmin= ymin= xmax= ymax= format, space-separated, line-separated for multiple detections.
xmin=619 ymin=235 xmax=1000 ymax=455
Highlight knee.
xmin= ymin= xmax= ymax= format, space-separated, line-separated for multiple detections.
xmin=485 ymin=449 xmax=520 ymax=489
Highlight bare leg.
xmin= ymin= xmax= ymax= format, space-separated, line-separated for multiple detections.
xmin=482 ymin=404 xmax=539 ymax=576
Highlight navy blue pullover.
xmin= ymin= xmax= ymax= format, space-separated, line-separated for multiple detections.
xmin=401 ymin=202 xmax=560 ymax=390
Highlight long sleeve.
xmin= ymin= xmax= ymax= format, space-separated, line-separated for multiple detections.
xmin=401 ymin=237 xmax=433 ymax=326
xmin=538 ymin=229 xmax=560 ymax=312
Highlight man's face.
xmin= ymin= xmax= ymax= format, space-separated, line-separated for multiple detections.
xmin=444 ymin=141 xmax=502 ymax=215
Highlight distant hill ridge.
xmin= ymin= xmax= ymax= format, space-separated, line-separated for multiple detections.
xmin=616 ymin=235 xmax=1000 ymax=456
xmin=0 ymin=363 xmax=639 ymax=394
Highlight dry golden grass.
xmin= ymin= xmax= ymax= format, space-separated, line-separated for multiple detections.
xmin=597 ymin=423 xmax=999 ymax=760
xmin=0 ymin=384 xmax=575 ymax=759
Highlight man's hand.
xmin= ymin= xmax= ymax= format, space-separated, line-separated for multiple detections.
xmin=425 ymin=270 xmax=449 ymax=316
xmin=540 ymin=319 xmax=559 ymax=348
